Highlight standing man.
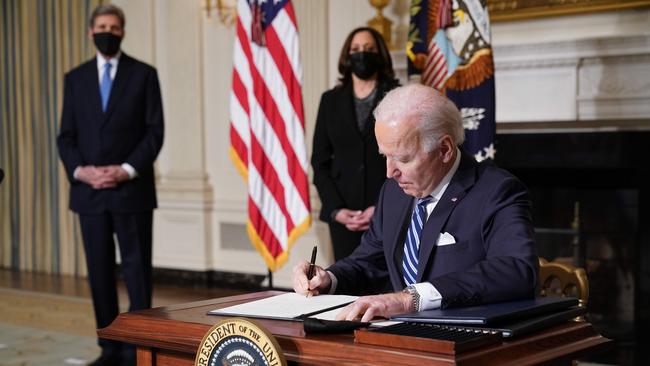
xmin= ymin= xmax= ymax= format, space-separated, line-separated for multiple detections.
xmin=57 ymin=4 xmax=163 ymax=366
xmin=293 ymin=84 xmax=538 ymax=322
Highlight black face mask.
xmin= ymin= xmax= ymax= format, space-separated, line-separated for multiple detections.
xmin=93 ymin=32 xmax=122 ymax=57
xmin=347 ymin=51 xmax=382 ymax=80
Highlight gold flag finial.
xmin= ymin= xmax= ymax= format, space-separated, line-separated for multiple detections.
xmin=367 ymin=0 xmax=393 ymax=49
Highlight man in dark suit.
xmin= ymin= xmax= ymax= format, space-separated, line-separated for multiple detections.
xmin=293 ymin=84 xmax=538 ymax=322
xmin=57 ymin=5 xmax=163 ymax=366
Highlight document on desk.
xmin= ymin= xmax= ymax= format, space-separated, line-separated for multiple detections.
xmin=208 ymin=292 xmax=358 ymax=321
xmin=309 ymin=308 xmax=402 ymax=328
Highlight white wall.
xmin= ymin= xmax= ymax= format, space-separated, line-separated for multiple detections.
xmin=111 ymin=0 xmax=650 ymax=287
xmin=491 ymin=9 xmax=650 ymax=46
xmin=491 ymin=10 xmax=650 ymax=127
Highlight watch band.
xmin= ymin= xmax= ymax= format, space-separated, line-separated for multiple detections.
xmin=403 ymin=285 xmax=421 ymax=312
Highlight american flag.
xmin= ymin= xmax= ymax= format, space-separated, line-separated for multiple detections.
xmin=408 ymin=0 xmax=496 ymax=161
xmin=229 ymin=0 xmax=311 ymax=272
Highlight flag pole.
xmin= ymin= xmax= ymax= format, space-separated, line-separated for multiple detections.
xmin=267 ymin=269 xmax=273 ymax=290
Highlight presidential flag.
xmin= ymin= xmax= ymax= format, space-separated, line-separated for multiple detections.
xmin=229 ymin=0 xmax=311 ymax=272
xmin=408 ymin=0 xmax=496 ymax=161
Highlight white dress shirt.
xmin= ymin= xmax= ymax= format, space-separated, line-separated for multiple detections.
xmin=97 ymin=52 xmax=119 ymax=82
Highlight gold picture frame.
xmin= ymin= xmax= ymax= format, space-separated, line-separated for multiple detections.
xmin=488 ymin=0 xmax=650 ymax=22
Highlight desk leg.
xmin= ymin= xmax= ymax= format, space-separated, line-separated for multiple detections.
xmin=137 ymin=347 xmax=153 ymax=366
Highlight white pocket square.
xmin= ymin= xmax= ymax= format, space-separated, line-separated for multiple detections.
xmin=436 ymin=232 xmax=456 ymax=246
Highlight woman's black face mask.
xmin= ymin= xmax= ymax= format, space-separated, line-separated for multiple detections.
xmin=347 ymin=51 xmax=382 ymax=80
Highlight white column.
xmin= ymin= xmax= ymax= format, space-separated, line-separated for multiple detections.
xmin=152 ymin=0 xmax=213 ymax=271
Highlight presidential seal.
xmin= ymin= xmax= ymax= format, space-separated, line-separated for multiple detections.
xmin=195 ymin=318 xmax=286 ymax=366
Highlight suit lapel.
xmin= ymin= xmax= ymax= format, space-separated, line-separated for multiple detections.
xmin=83 ymin=59 xmax=104 ymax=121
xmin=339 ymin=85 xmax=363 ymax=140
xmin=416 ymin=152 xmax=477 ymax=282
xmin=103 ymin=54 xmax=133 ymax=123
xmin=388 ymin=187 xmax=415 ymax=289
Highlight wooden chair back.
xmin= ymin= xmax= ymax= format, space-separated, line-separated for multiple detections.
xmin=538 ymin=257 xmax=589 ymax=310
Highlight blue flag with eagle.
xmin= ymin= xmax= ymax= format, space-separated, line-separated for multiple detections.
xmin=407 ymin=0 xmax=495 ymax=161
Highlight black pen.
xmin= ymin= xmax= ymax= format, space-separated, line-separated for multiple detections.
xmin=306 ymin=245 xmax=317 ymax=296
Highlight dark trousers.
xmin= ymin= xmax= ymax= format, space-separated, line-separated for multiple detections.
xmin=328 ymin=222 xmax=365 ymax=261
xmin=79 ymin=211 xmax=153 ymax=358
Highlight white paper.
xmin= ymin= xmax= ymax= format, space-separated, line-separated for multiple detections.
xmin=311 ymin=309 xmax=405 ymax=326
xmin=368 ymin=320 xmax=403 ymax=327
xmin=309 ymin=307 xmax=344 ymax=321
xmin=209 ymin=292 xmax=358 ymax=320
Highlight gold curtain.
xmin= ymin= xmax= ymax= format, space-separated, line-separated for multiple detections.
xmin=0 ymin=0 xmax=103 ymax=275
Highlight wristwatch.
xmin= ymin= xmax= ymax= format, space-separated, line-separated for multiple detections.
xmin=402 ymin=285 xmax=421 ymax=312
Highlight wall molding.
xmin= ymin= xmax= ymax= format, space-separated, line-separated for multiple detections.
xmin=495 ymin=35 xmax=650 ymax=63
xmin=494 ymin=35 xmax=650 ymax=125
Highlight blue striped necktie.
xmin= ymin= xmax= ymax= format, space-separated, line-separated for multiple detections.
xmin=100 ymin=62 xmax=113 ymax=112
xmin=403 ymin=196 xmax=432 ymax=285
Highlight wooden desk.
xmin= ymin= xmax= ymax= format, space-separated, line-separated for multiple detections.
xmin=98 ymin=291 xmax=612 ymax=366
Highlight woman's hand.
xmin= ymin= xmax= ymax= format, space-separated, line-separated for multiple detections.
xmin=334 ymin=208 xmax=362 ymax=226
xmin=343 ymin=206 xmax=375 ymax=231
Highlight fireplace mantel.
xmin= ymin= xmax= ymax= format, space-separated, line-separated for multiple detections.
xmin=391 ymin=35 xmax=650 ymax=132
xmin=493 ymin=35 xmax=650 ymax=128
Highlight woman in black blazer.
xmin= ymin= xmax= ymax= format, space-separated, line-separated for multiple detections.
xmin=312 ymin=27 xmax=399 ymax=261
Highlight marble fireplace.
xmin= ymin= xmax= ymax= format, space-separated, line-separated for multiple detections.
xmin=492 ymin=33 xmax=650 ymax=364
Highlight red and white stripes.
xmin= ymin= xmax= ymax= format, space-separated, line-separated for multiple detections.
xmin=421 ymin=38 xmax=449 ymax=91
xmin=229 ymin=0 xmax=311 ymax=271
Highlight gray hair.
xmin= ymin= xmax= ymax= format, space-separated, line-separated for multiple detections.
xmin=373 ymin=84 xmax=464 ymax=152
xmin=89 ymin=4 xmax=126 ymax=29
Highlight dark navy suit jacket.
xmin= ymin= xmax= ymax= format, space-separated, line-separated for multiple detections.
xmin=328 ymin=151 xmax=539 ymax=308
xmin=57 ymin=53 xmax=164 ymax=214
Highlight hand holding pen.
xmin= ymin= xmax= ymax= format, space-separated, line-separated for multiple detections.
xmin=307 ymin=245 xmax=317 ymax=279
xmin=291 ymin=245 xmax=331 ymax=296
xmin=306 ymin=245 xmax=317 ymax=297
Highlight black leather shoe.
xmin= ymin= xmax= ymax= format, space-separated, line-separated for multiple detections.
xmin=88 ymin=353 xmax=121 ymax=366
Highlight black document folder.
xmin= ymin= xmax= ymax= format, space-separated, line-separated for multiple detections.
xmin=481 ymin=306 xmax=586 ymax=337
xmin=391 ymin=297 xmax=579 ymax=325
xmin=407 ymin=306 xmax=586 ymax=338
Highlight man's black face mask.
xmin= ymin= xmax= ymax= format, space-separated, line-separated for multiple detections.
xmin=93 ymin=32 xmax=122 ymax=57
xmin=347 ymin=51 xmax=382 ymax=80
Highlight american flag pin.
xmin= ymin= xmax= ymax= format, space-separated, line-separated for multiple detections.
xmin=451 ymin=197 xmax=458 ymax=202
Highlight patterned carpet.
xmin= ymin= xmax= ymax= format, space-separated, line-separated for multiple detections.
xmin=0 ymin=270 xmax=246 ymax=366
xmin=0 ymin=288 xmax=100 ymax=365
